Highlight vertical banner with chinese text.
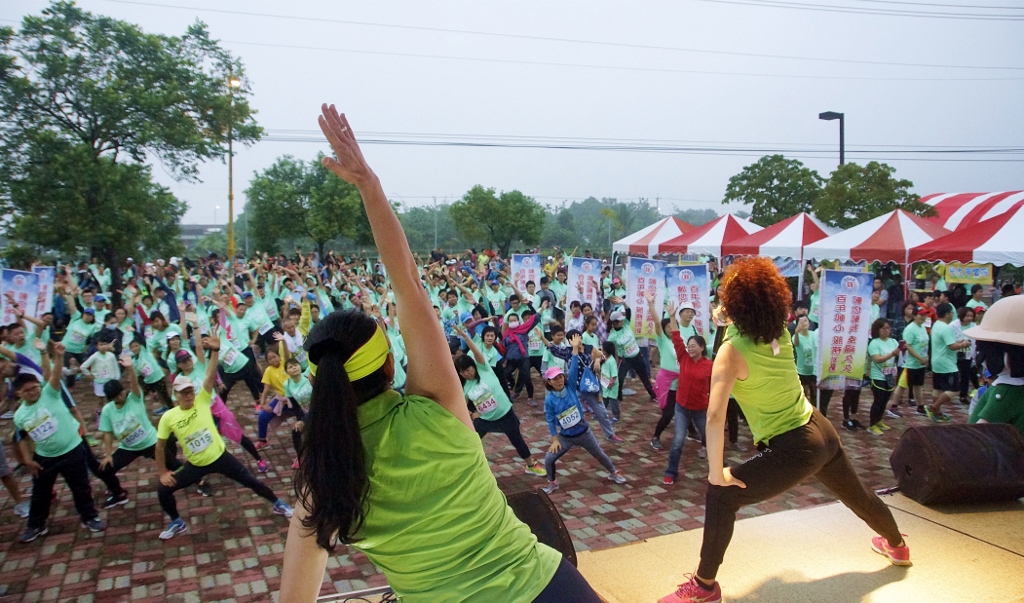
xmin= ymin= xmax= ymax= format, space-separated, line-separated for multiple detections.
xmin=664 ymin=264 xmax=711 ymax=340
xmin=511 ymin=254 xmax=541 ymax=295
xmin=567 ymin=257 xmax=603 ymax=310
xmin=1 ymin=269 xmax=42 ymax=323
xmin=32 ymin=266 xmax=56 ymax=317
xmin=816 ymin=270 xmax=873 ymax=390
xmin=626 ymin=257 xmax=666 ymax=339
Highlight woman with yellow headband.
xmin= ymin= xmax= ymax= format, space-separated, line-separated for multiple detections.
xmin=280 ymin=106 xmax=601 ymax=603
xmin=657 ymin=257 xmax=909 ymax=603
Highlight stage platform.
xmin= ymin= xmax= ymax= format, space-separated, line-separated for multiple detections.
xmin=577 ymin=493 xmax=1024 ymax=603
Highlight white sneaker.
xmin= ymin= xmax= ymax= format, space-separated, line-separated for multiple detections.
xmin=609 ymin=471 xmax=628 ymax=484
xmin=14 ymin=501 xmax=30 ymax=518
xmin=542 ymin=481 xmax=559 ymax=494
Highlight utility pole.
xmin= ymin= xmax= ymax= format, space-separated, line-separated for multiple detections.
xmin=433 ymin=196 xmax=438 ymax=250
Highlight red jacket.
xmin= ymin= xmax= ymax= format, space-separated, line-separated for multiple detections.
xmin=671 ymin=330 xmax=713 ymax=410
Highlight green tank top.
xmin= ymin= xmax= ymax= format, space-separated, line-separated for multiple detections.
xmin=355 ymin=391 xmax=561 ymax=602
xmin=724 ymin=324 xmax=813 ymax=445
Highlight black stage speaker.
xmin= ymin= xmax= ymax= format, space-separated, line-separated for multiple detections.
xmin=890 ymin=423 xmax=1024 ymax=505
xmin=506 ymin=490 xmax=578 ymax=567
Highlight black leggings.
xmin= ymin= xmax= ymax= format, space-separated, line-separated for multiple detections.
xmin=616 ymin=354 xmax=656 ymax=400
xmin=869 ymin=380 xmax=893 ymax=426
xmin=698 ymin=409 xmax=902 ymax=580
xmin=219 ymin=362 xmax=263 ymax=402
xmin=473 ymin=408 xmax=532 ymax=460
xmin=27 ymin=443 xmax=98 ymax=529
xmin=98 ymin=441 xmax=183 ymax=494
xmin=818 ymin=388 xmax=861 ymax=420
xmin=507 ymin=357 xmax=535 ymax=399
xmin=531 ymin=558 xmax=603 ymax=603
xmin=653 ymin=390 xmax=677 ymax=439
xmin=142 ymin=377 xmax=173 ymax=409
xmin=958 ymin=358 xmax=979 ymax=399
xmin=158 ymin=451 xmax=277 ymax=520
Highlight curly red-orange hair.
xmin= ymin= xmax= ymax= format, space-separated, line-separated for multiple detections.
xmin=720 ymin=256 xmax=790 ymax=345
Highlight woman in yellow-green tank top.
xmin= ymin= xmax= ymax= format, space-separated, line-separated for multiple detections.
xmin=656 ymin=257 xmax=909 ymax=603
xmin=279 ymin=106 xmax=601 ymax=603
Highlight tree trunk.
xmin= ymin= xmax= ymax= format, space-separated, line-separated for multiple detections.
xmin=95 ymin=245 xmax=123 ymax=310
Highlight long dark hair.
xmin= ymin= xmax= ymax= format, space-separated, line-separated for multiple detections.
xmin=296 ymin=310 xmax=391 ymax=551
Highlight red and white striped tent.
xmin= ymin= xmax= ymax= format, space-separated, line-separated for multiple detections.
xmin=611 ymin=217 xmax=696 ymax=256
xmin=922 ymin=191 xmax=1024 ymax=231
xmin=721 ymin=212 xmax=836 ymax=259
xmin=660 ymin=214 xmax=762 ymax=256
xmin=803 ymin=210 xmax=950 ymax=264
xmin=910 ymin=205 xmax=1024 ymax=267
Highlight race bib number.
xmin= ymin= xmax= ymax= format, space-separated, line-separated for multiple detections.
xmin=70 ymin=330 xmax=86 ymax=344
xmin=557 ymin=406 xmax=582 ymax=430
xmin=139 ymin=362 xmax=154 ymax=378
xmin=469 ymin=384 xmax=499 ymax=415
xmin=624 ymin=341 xmax=640 ymax=357
xmin=223 ymin=347 xmax=239 ymax=366
xmin=28 ymin=413 xmax=57 ymax=442
xmin=258 ymin=321 xmax=273 ymax=335
xmin=528 ymin=340 xmax=542 ymax=352
xmin=185 ymin=428 xmax=214 ymax=455
xmin=881 ymin=366 xmax=897 ymax=377
xmin=120 ymin=421 xmax=147 ymax=447
xmin=296 ymin=350 xmax=307 ymax=364
xmin=600 ymin=374 xmax=615 ymax=389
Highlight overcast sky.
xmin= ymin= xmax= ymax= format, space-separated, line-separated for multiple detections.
xmin=4 ymin=0 xmax=1023 ymax=225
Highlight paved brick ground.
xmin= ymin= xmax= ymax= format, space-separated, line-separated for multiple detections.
xmin=0 ymin=367 xmax=970 ymax=602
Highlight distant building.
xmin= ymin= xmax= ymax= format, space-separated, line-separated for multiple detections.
xmin=180 ymin=224 xmax=222 ymax=250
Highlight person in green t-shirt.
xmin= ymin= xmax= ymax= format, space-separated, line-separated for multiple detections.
xmin=281 ymin=110 xmax=591 ymax=603
xmin=454 ymin=326 xmax=546 ymax=476
xmin=12 ymin=342 xmax=106 ymax=542
xmin=606 ymin=309 xmax=657 ymax=404
xmin=154 ymin=340 xmax=293 ymax=540
xmin=928 ymin=303 xmax=972 ymax=423
xmin=97 ymin=357 xmax=182 ymax=509
xmin=866 ymin=319 xmax=900 ymax=436
xmin=893 ymin=308 xmax=931 ymax=415
xmin=791 ymin=316 xmax=818 ymax=408
xmin=656 ymin=257 xmax=907 ymax=603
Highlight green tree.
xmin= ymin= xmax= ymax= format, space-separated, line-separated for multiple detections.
xmin=723 ymin=155 xmax=824 ymax=226
xmin=0 ymin=2 xmax=259 ymax=300
xmin=398 ymin=203 xmax=461 ymax=253
xmin=542 ymin=206 xmax=583 ymax=250
xmin=674 ymin=208 xmax=720 ymax=227
xmin=814 ymin=161 xmax=935 ymax=229
xmin=449 ymin=186 xmax=546 ymax=257
xmin=246 ymin=155 xmax=365 ymax=257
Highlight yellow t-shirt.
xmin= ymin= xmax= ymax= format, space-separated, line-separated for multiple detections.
xmin=156 ymin=388 xmax=225 ymax=467
xmin=262 ymin=363 xmax=288 ymax=397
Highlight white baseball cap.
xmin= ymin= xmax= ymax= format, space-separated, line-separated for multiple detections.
xmin=172 ymin=374 xmax=195 ymax=392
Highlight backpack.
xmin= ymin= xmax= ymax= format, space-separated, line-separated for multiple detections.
xmin=579 ymin=365 xmax=601 ymax=394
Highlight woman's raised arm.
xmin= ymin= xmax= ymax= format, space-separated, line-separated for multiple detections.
xmin=317 ymin=105 xmax=470 ymax=429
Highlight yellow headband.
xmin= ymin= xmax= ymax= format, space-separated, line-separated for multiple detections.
xmin=343 ymin=327 xmax=390 ymax=381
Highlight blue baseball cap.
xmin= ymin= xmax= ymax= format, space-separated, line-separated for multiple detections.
xmin=460 ymin=311 xmax=474 ymax=323
xmin=490 ymin=280 xmax=500 ymax=286
xmin=241 ymin=292 xmax=254 ymax=299
xmin=82 ymin=308 xmax=95 ymax=315
xmin=306 ymin=292 xmax=318 ymax=302
xmin=94 ymin=295 xmax=106 ymax=302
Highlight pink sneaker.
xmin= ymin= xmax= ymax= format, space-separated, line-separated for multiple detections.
xmin=257 ymin=460 xmax=269 ymax=473
xmin=658 ymin=575 xmax=721 ymax=603
xmin=871 ymin=536 xmax=912 ymax=566
xmin=254 ymin=441 xmax=273 ymax=452
xmin=663 ymin=476 xmax=675 ymax=485
xmin=608 ymin=434 xmax=624 ymax=443
xmin=291 ymin=458 xmax=300 ymax=470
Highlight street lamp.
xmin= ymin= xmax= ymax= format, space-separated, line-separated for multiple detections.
xmin=818 ymin=111 xmax=844 ymax=166
xmin=227 ymin=73 xmax=242 ymax=276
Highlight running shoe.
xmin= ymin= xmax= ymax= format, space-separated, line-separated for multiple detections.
xmin=925 ymin=407 xmax=952 ymax=423
xmin=196 ymin=483 xmax=213 ymax=497
xmin=916 ymin=405 xmax=927 ymax=416
xmin=658 ymin=574 xmax=722 ymax=603
xmin=102 ymin=491 xmax=129 ymax=509
xmin=273 ymin=500 xmax=294 ymax=518
xmin=18 ymin=526 xmax=48 ymax=543
xmin=291 ymin=458 xmax=300 ymax=470
xmin=527 ymin=398 xmax=537 ymax=408
xmin=621 ymin=388 xmax=637 ymax=396
xmin=843 ymin=420 xmax=858 ymax=432
xmin=154 ymin=407 xmax=168 ymax=417
xmin=525 ymin=464 xmax=547 ymax=476
xmin=14 ymin=500 xmax=30 ymax=518
xmin=542 ymin=481 xmax=559 ymax=494
xmin=611 ymin=417 xmax=619 ymax=424
xmin=886 ymin=407 xmax=902 ymax=419
xmin=81 ymin=518 xmax=106 ymax=532
xmin=608 ymin=471 xmax=628 ymax=484
xmin=877 ymin=421 xmax=891 ymax=431
xmin=663 ymin=476 xmax=675 ymax=485
xmin=871 ymin=535 xmax=912 ymax=566
xmin=608 ymin=434 xmax=624 ymax=443
xmin=257 ymin=460 xmax=269 ymax=473
xmin=867 ymin=425 xmax=884 ymax=436
xmin=0 ymin=410 xmax=14 ymax=419
xmin=650 ymin=438 xmax=663 ymax=450
xmin=253 ymin=441 xmax=273 ymax=452
xmin=159 ymin=518 xmax=187 ymax=540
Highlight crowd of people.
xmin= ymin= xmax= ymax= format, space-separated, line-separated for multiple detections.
xmin=2 ymin=106 xmax=1021 ymax=603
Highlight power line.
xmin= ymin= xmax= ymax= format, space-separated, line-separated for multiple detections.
xmin=222 ymin=39 xmax=1024 ymax=82
xmin=689 ymin=0 xmax=1024 ymax=20
xmin=846 ymin=0 xmax=1024 ymax=9
xmin=91 ymin=0 xmax=1024 ymax=71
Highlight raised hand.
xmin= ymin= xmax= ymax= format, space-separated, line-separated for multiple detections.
xmin=317 ymin=105 xmax=374 ymax=188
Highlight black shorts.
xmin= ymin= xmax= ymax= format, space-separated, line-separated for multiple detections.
xmin=905 ymin=367 xmax=926 ymax=387
xmin=799 ymin=374 xmax=817 ymax=388
xmin=933 ymin=371 xmax=959 ymax=393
